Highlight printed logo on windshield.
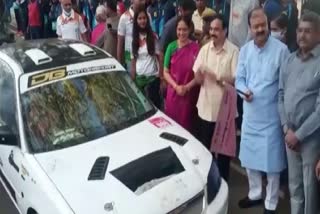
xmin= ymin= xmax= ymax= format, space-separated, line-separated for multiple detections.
xmin=27 ymin=65 xmax=117 ymax=88
xmin=28 ymin=68 xmax=67 ymax=87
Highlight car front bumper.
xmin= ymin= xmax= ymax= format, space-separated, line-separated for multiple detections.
xmin=206 ymin=179 xmax=228 ymax=214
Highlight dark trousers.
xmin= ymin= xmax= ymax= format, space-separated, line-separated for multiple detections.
xmin=47 ymin=21 xmax=58 ymax=38
xmin=143 ymin=78 xmax=162 ymax=110
xmin=14 ymin=8 xmax=22 ymax=32
xmin=236 ymin=95 xmax=243 ymax=130
xmin=19 ymin=1 xmax=28 ymax=35
xmin=29 ymin=26 xmax=42 ymax=40
xmin=196 ymin=116 xmax=231 ymax=182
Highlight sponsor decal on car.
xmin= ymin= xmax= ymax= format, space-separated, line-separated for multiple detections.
xmin=28 ymin=65 xmax=117 ymax=87
xmin=28 ymin=68 xmax=67 ymax=87
xmin=149 ymin=117 xmax=172 ymax=129
xmin=67 ymin=65 xmax=116 ymax=76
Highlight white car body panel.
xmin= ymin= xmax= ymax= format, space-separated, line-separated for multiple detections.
xmin=207 ymin=179 xmax=229 ymax=214
xmin=34 ymin=112 xmax=210 ymax=214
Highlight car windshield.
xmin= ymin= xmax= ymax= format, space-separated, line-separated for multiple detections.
xmin=20 ymin=71 xmax=155 ymax=153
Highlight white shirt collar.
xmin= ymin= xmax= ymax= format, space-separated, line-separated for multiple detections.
xmin=62 ymin=9 xmax=75 ymax=20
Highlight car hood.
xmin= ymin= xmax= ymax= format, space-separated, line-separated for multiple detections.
xmin=34 ymin=112 xmax=212 ymax=214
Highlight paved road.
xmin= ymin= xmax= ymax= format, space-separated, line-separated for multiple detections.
xmin=228 ymin=163 xmax=290 ymax=214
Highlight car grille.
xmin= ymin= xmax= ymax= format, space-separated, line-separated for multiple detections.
xmin=168 ymin=190 xmax=205 ymax=214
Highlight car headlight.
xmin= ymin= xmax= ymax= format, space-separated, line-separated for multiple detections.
xmin=206 ymin=159 xmax=221 ymax=204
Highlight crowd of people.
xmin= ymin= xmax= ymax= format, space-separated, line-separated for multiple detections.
xmin=8 ymin=0 xmax=320 ymax=213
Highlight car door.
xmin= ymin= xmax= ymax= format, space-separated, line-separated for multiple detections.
xmin=0 ymin=59 xmax=25 ymax=207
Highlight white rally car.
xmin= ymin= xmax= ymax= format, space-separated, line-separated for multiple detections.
xmin=0 ymin=39 xmax=228 ymax=214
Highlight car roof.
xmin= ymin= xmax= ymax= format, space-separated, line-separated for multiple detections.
xmin=0 ymin=39 xmax=110 ymax=74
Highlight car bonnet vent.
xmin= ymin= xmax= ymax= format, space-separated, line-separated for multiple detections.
xmin=88 ymin=156 xmax=109 ymax=181
xmin=69 ymin=43 xmax=96 ymax=56
xmin=25 ymin=49 xmax=53 ymax=65
xmin=160 ymin=132 xmax=188 ymax=146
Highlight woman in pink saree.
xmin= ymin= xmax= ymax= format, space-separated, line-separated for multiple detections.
xmin=163 ymin=16 xmax=200 ymax=133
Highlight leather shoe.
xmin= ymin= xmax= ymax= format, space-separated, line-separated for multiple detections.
xmin=238 ymin=196 xmax=263 ymax=208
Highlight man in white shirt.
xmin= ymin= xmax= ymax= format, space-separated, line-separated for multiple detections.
xmin=56 ymin=0 xmax=88 ymax=41
xmin=193 ymin=14 xmax=239 ymax=182
xmin=117 ymin=0 xmax=146 ymax=72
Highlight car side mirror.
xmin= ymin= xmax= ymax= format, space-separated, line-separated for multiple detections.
xmin=0 ymin=125 xmax=18 ymax=146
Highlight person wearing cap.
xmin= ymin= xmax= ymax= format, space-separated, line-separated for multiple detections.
xmin=91 ymin=5 xmax=107 ymax=44
xmin=192 ymin=0 xmax=215 ymax=41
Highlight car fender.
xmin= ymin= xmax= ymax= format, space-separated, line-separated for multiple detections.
xmin=17 ymin=154 xmax=74 ymax=214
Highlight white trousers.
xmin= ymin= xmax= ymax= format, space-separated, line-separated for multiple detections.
xmin=246 ymin=169 xmax=280 ymax=210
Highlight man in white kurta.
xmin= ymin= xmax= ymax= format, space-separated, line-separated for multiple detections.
xmin=235 ymin=8 xmax=288 ymax=214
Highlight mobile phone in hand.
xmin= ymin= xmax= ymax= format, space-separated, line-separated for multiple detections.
xmin=237 ymin=89 xmax=250 ymax=98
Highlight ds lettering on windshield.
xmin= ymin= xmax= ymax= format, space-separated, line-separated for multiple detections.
xmin=27 ymin=65 xmax=117 ymax=88
xmin=28 ymin=68 xmax=66 ymax=87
